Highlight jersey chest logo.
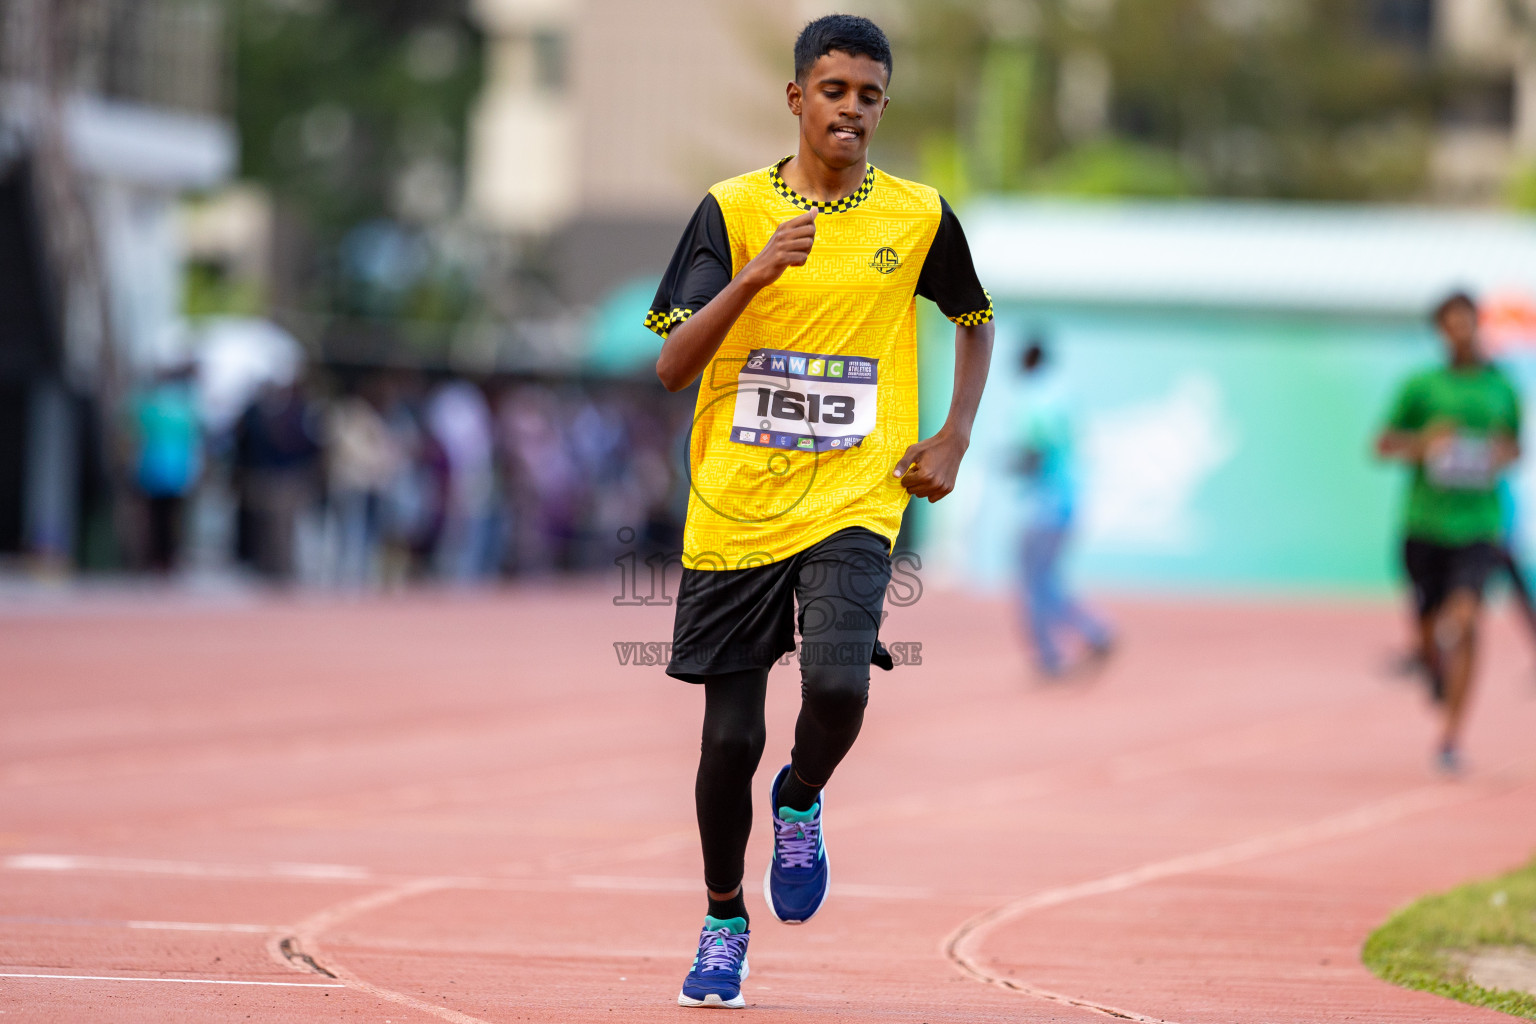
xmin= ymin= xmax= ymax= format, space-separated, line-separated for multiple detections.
xmin=869 ymin=247 xmax=900 ymax=274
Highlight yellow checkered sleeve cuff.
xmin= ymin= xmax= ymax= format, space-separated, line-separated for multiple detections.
xmin=948 ymin=291 xmax=994 ymax=327
xmin=644 ymin=307 xmax=694 ymax=339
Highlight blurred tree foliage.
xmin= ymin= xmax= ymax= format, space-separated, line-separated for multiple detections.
xmin=877 ymin=0 xmax=1464 ymax=201
xmin=232 ymin=0 xmax=483 ymax=318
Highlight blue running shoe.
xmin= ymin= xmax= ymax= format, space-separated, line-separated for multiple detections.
xmin=1435 ymin=744 xmax=1464 ymax=776
xmin=677 ymin=916 xmax=749 ymax=1008
xmin=763 ymin=764 xmax=829 ymax=924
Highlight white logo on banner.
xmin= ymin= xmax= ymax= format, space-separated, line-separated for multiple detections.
xmin=1082 ymin=373 xmax=1238 ymax=550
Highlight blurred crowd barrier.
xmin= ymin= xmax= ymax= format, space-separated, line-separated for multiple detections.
xmin=922 ymin=200 xmax=1536 ymax=594
xmin=119 ymin=357 xmax=687 ymax=588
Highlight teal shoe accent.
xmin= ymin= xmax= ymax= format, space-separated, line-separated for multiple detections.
xmin=703 ymin=915 xmax=747 ymax=934
xmin=776 ymin=803 xmax=818 ymax=823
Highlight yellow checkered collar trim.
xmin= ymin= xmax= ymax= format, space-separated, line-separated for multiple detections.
xmin=768 ymin=157 xmax=876 ymax=214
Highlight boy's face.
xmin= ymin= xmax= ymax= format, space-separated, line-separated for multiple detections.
xmin=787 ymin=50 xmax=889 ymax=170
xmin=1437 ymin=303 xmax=1480 ymax=363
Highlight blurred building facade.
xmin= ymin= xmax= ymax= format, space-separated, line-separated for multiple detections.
xmin=467 ymin=0 xmax=838 ymax=307
xmin=465 ymin=0 xmax=1536 ymax=309
xmin=1433 ymin=0 xmax=1536 ymax=201
xmin=0 ymin=0 xmax=234 ymax=566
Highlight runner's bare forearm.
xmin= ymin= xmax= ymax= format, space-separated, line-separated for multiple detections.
xmin=657 ymin=209 xmax=819 ymax=392
xmin=1376 ymin=427 xmax=1520 ymax=468
xmin=891 ymin=321 xmax=994 ymax=502
xmin=656 ymin=275 xmax=766 ymax=392
xmin=938 ymin=322 xmax=994 ymax=444
xmin=1375 ymin=430 xmax=1421 ymax=462
xmin=1377 ymin=426 xmax=1449 ymax=463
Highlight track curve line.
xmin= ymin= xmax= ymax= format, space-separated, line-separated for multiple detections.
xmin=269 ymin=876 xmax=497 ymax=1024
xmin=943 ymin=775 xmax=1527 ymax=1022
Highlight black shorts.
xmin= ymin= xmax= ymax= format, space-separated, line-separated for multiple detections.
xmin=1403 ymin=538 xmax=1502 ymax=618
xmin=667 ymin=527 xmax=894 ymax=681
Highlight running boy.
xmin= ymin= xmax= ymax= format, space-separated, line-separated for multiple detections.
xmin=645 ymin=14 xmax=994 ymax=1009
xmin=1376 ymin=292 xmax=1521 ymax=774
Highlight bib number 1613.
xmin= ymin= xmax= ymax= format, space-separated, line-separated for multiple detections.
xmin=755 ymin=387 xmax=855 ymax=425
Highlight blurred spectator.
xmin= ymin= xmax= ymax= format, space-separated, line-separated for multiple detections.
xmin=499 ymin=385 xmax=583 ymax=574
xmin=234 ymin=379 xmax=323 ymax=581
xmin=378 ymin=377 xmax=448 ymax=585
xmin=495 ymin=383 xmax=687 ymax=575
xmin=209 ymin=369 xmax=685 ymax=587
xmin=1496 ymin=478 xmax=1536 ymax=651
xmin=427 ymin=379 xmax=499 ymax=583
xmin=623 ymin=399 xmax=685 ymax=556
xmin=1012 ymin=338 xmax=1115 ymax=678
xmin=326 ymin=379 xmax=403 ymax=588
xmin=126 ymin=365 xmax=203 ymax=574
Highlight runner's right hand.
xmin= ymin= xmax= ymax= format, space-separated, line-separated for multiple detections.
xmin=744 ymin=209 xmax=817 ymax=287
xmin=1419 ymin=421 xmax=1457 ymax=462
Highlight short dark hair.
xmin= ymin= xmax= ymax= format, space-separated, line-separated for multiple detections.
xmin=1022 ymin=338 xmax=1048 ymax=373
xmin=1433 ymin=290 xmax=1477 ymax=324
xmin=794 ymin=15 xmax=892 ymax=84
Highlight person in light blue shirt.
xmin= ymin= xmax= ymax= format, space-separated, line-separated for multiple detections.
xmin=1496 ymin=477 xmax=1536 ymax=648
xmin=1012 ymin=338 xmax=1112 ymax=676
xmin=129 ymin=365 xmax=202 ymax=573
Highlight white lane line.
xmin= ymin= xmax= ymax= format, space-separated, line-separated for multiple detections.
xmin=127 ymin=921 xmax=275 ymax=933
xmin=0 ymin=855 xmax=934 ymax=903
xmin=0 ymin=915 xmax=275 ymax=933
xmin=942 ymin=773 xmax=1532 ymax=1023
xmin=569 ymin=874 xmax=697 ymax=893
xmin=836 ymin=882 xmax=935 ymax=900
xmin=273 ymin=877 xmax=496 ymax=1024
xmin=836 ymin=709 xmax=1349 ymax=832
xmin=568 ymin=875 xmax=933 ymax=900
xmin=3 ymin=854 xmax=370 ymax=881
xmin=0 ymin=972 xmax=342 ymax=988
xmin=545 ymin=828 xmax=696 ymax=872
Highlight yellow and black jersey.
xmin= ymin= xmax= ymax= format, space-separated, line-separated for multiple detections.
xmin=646 ymin=156 xmax=992 ymax=570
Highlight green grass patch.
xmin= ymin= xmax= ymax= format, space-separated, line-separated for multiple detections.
xmin=1363 ymin=855 xmax=1536 ymax=1019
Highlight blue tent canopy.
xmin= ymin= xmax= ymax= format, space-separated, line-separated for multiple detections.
xmin=587 ymin=277 xmax=664 ymax=376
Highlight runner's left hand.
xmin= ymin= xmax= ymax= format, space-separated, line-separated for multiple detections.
xmin=893 ymin=431 xmax=968 ymax=503
xmin=1492 ymin=435 xmax=1521 ymax=469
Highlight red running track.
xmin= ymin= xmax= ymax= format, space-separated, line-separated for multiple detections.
xmin=1 ymin=584 xmax=1534 ymax=1022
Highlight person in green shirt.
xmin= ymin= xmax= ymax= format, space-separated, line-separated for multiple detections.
xmin=1376 ymin=292 xmax=1522 ymax=773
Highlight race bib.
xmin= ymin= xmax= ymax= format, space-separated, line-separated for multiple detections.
xmin=731 ymin=348 xmax=878 ymax=454
xmin=1426 ymin=435 xmax=1496 ymax=490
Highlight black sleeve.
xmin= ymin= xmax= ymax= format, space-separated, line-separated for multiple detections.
xmin=915 ymin=197 xmax=993 ymax=327
xmin=645 ymin=194 xmax=732 ymax=339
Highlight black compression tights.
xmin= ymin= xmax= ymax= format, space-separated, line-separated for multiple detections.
xmin=696 ymin=663 xmax=870 ymax=894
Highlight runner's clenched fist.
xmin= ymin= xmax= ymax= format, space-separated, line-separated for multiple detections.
xmin=742 ymin=209 xmax=818 ymax=288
